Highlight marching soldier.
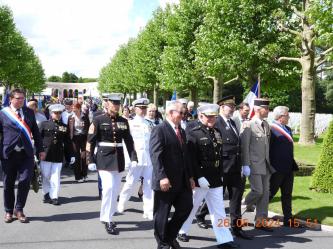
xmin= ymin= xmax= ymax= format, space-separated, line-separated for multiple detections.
xmin=86 ymin=94 xmax=137 ymax=235
xmin=39 ymin=104 xmax=75 ymax=205
xmin=241 ymin=98 xmax=276 ymax=232
xmin=178 ymin=104 xmax=238 ymax=249
xmin=118 ymin=98 xmax=154 ymax=220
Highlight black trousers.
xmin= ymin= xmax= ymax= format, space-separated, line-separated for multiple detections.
xmin=2 ymin=151 xmax=34 ymax=213
xmin=196 ymin=173 xmax=246 ymax=227
xmin=154 ymin=189 xmax=193 ymax=247
xmin=269 ymin=171 xmax=294 ymax=221
xmin=72 ymin=134 xmax=87 ymax=180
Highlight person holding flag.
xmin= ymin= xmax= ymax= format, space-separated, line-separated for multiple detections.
xmin=0 ymin=89 xmax=45 ymax=223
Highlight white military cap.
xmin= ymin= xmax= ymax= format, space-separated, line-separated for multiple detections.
xmin=49 ymin=104 xmax=65 ymax=113
xmin=101 ymin=93 xmax=110 ymax=99
xmin=198 ymin=102 xmax=210 ymax=107
xmin=197 ymin=103 xmax=219 ymax=116
xmin=178 ymin=98 xmax=188 ymax=105
xmin=132 ymin=98 xmax=149 ymax=107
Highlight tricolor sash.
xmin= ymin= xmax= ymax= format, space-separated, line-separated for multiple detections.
xmin=270 ymin=123 xmax=293 ymax=143
xmin=1 ymin=107 xmax=33 ymax=147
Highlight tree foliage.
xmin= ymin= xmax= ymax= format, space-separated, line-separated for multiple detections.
xmin=311 ymin=120 xmax=333 ymax=193
xmin=0 ymin=5 xmax=45 ymax=92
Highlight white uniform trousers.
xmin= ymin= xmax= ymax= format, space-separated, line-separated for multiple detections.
xmin=40 ymin=161 xmax=63 ymax=199
xmin=99 ymin=170 xmax=122 ymax=222
xmin=179 ymin=187 xmax=234 ymax=244
xmin=118 ymin=165 xmax=154 ymax=217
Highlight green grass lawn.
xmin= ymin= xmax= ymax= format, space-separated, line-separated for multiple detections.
xmin=268 ymin=176 xmax=333 ymax=226
xmin=293 ymin=135 xmax=323 ymax=166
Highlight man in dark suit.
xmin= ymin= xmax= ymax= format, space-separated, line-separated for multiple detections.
xmin=216 ymin=96 xmax=252 ymax=239
xmin=269 ymin=106 xmax=298 ymax=227
xmin=149 ymin=100 xmax=195 ymax=249
xmin=0 ymin=89 xmax=45 ymax=223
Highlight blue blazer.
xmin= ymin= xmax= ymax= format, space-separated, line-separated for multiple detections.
xmin=269 ymin=124 xmax=295 ymax=173
xmin=0 ymin=106 xmax=43 ymax=159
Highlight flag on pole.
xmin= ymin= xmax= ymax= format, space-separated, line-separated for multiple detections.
xmin=3 ymin=87 xmax=11 ymax=107
xmin=171 ymin=89 xmax=177 ymax=100
xmin=243 ymin=81 xmax=260 ymax=119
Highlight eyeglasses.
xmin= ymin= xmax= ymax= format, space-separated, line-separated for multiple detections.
xmin=53 ymin=111 xmax=62 ymax=114
xmin=172 ymin=110 xmax=184 ymax=115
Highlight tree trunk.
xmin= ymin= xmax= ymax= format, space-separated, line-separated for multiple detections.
xmin=212 ymin=74 xmax=223 ymax=104
xmin=153 ymin=84 xmax=158 ymax=106
xmin=299 ymin=0 xmax=316 ymax=145
xmin=190 ymin=87 xmax=198 ymax=107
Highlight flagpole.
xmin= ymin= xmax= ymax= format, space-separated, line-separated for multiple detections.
xmin=258 ymin=74 xmax=261 ymax=98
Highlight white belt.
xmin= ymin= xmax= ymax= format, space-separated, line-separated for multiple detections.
xmin=98 ymin=142 xmax=123 ymax=147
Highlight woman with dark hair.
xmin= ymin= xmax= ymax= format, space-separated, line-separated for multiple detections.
xmin=68 ymin=103 xmax=90 ymax=182
xmin=122 ymin=106 xmax=131 ymax=120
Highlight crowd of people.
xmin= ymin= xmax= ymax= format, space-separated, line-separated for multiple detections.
xmin=0 ymin=88 xmax=298 ymax=249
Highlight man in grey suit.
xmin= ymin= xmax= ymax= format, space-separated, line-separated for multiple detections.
xmin=240 ymin=98 xmax=276 ymax=232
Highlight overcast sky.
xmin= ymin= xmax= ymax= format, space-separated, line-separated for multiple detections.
xmin=0 ymin=0 xmax=179 ymax=78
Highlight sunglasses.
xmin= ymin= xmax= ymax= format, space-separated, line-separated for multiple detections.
xmin=53 ymin=111 xmax=62 ymax=114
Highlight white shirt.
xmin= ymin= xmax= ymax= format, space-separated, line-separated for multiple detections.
xmin=10 ymin=105 xmax=24 ymax=120
xmin=166 ymin=118 xmax=179 ymax=134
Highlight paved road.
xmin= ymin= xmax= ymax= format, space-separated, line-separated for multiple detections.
xmin=0 ymin=168 xmax=332 ymax=249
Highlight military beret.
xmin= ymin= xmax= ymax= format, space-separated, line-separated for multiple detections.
xmin=197 ymin=103 xmax=219 ymax=116
xmin=254 ymin=98 xmax=270 ymax=107
xmin=217 ymin=95 xmax=236 ymax=106
xmin=49 ymin=104 xmax=65 ymax=113
xmin=132 ymin=98 xmax=149 ymax=107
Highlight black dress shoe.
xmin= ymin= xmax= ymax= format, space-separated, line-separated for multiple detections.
xmin=196 ymin=218 xmax=209 ymax=229
xmin=170 ymin=239 xmax=181 ymax=249
xmin=177 ymin=233 xmax=189 ymax=242
xmin=51 ymin=199 xmax=60 ymax=206
xmin=43 ymin=193 xmax=51 ymax=203
xmin=232 ymin=228 xmax=253 ymax=240
xmin=105 ymin=222 xmax=119 ymax=235
xmin=217 ymin=241 xmax=239 ymax=248
xmin=255 ymin=226 xmax=273 ymax=232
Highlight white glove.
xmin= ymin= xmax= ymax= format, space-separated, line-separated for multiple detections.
xmin=242 ymin=165 xmax=251 ymax=177
xmin=70 ymin=157 xmax=76 ymax=165
xmin=131 ymin=161 xmax=138 ymax=167
xmin=88 ymin=163 xmax=97 ymax=171
xmin=221 ymin=177 xmax=223 ymax=183
xmin=198 ymin=177 xmax=210 ymax=189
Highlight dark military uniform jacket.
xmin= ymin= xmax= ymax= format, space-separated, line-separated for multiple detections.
xmin=215 ymin=115 xmax=241 ymax=174
xmin=86 ymin=113 xmax=137 ymax=172
xmin=39 ymin=119 xmax=73 ymax=162
xmin=187 ymin=123 xmax=223 ymax=188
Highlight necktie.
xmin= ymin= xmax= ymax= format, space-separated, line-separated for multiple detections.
xmin=227 ymin=119 xmax=237 ymax=135
xmin=175 ymin=126 xmax=183 ymax=145
xmin=261 ymin=122 xmax=266 ymax=134
xmin=16 ymin=109 xmax=22 ymax=119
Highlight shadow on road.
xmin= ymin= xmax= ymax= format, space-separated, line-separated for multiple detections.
xmin=29 ymin=211 xmax=100 ymax=222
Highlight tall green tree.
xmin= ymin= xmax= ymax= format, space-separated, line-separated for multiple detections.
xmin=0 ymin=5 xmax=45 ymax=92
xmin=277 ymin=0 xmax=333 ymax=144
xmin=194 ymin=0 xmax=299 ymax=103
xmin=161 ymin=0 xmax=207 ymax=105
